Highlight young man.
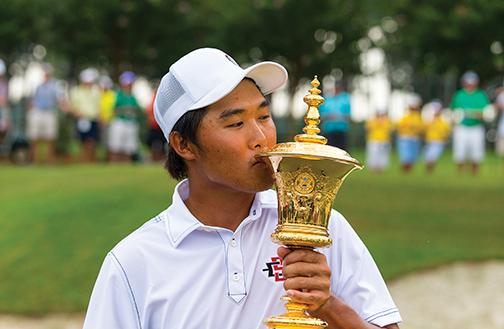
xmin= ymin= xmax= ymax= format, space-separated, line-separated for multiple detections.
xmin=396 ymin=95 xmax=425 ymax=173
xmin=450 ymin=71 xmax=489 ymax=175
xmin=70 ymin=68 xmax=101 ymax=162
xmin=83 ymin=48 xmax=401 ymax=329
xmin=318 ymin=80 xmax=352 ymax=150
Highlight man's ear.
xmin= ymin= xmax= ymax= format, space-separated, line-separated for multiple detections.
xmin=169 ymin=131 xmax=197 ymax=161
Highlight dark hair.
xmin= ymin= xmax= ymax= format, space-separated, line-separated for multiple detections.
xmin=164 ymin=107 xmax=208 ymax=180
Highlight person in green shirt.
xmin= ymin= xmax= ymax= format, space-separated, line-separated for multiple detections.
xmin=107 ymin=71 xmax=142 ymax=162
xmin=450 ymin=71 xmax=489 ymax=175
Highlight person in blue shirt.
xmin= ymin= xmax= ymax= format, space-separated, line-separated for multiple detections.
xmin=319 ymin=80 xmax=351 ymax=150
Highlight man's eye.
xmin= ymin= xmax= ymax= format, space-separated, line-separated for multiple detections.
xmin=226 ymin=121 xmax=243 ymax=128
xmin=259 ymin=115 xmax=271 ymax=120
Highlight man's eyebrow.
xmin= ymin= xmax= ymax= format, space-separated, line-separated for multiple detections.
xmin=259 ymin=99 xmax=270 ymax=108
xmin=218 ymin=108 xmax=245 ymax=120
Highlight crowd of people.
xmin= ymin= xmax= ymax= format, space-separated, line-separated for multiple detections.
xmin=1 ymin=58 xmax=503 ymax=174
xmin=320 ymin=71 xmax=504 ymax=175
xmin=0 ymin=59 xmax=165 ymax=165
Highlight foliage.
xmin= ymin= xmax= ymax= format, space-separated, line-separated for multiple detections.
xmin=0 ymin=0 xmax=367 ymax=86
xmin=0 ymin=154 xmax=503 ymax=314
xmin=383 ymin=1 xmax=504 ymax=83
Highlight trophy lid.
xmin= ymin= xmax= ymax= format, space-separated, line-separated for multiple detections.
xmin=262 ymin=76 xmax=363 ymax=169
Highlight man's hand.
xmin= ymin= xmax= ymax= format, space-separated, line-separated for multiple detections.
xmin=278 ymin=246 xmax=332 ymax=312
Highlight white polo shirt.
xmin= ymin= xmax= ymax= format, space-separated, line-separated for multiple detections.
xmin=83 ymin=180 xmax=401 ymax=329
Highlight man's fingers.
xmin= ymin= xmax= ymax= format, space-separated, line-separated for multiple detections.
xmin=282 ymin=248 xmax=325 ymax=265
xmin=286 ymin=290 xmax=328 ymax=311
xmin=283 ymin=261 xmax=331 ymax=279
xmin=277 ymin=246 xmax=292 ymax=260
xmin=284 ymin=276 xmax=330 ymax=292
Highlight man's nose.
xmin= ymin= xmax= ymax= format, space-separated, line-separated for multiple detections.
xmin=249 ymin=122 xmax=268 ymax=149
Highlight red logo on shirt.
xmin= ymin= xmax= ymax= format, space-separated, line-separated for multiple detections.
xmin=262 ymin=257 xmax=285 ymax=282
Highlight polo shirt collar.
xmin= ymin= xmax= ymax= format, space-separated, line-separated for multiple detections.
xmin=165 ymin=180 xmax=274 ymax=248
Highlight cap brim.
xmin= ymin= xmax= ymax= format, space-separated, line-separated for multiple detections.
xmin=244 ymin=61 xmax=288 ymax=95
xmin=189 ymin=61 xmax=288 ymax=111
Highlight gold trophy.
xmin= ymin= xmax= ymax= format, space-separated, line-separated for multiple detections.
xmin=261 ymin=76 xmax=363 ymax=329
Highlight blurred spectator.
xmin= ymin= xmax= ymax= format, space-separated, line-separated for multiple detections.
xmin=365 ymin=109 xmax=393 ymax=173
xmin=0 ymin=59 xmax=9 ymax=152
xmin=396 ymin=95 xmax=425 ymax=173
xmin=98 ymin=75 xmax=116 ymax=161
xmin=70 ymin=68 xmax=101 ymax=162
xmin=450 ymin=71 xmax=489 ymax=175
xmin=145 ymin=81 xmax=165 ymax=162
xmin=108 ymin=71 xmax=142 ymax=162
xmin=423 ymin=100 xmax=451 ymax=174
xmin=319 ymin=80 xmax=351 ymax=150
xmin=27 ymin=64 xmax=63 ymax=164
xmin=495 ymin=87 xmax=504 ymax=163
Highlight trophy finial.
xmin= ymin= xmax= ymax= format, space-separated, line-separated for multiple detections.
xmin=295 ymin=76 xmax=327 ymax=144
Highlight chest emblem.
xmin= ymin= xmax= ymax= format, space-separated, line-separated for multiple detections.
xmin=262 ymin=256 xmax=285 ymax=282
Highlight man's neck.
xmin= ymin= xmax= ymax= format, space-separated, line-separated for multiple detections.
xmin=183 ymin=179 xmax=256 ymax=232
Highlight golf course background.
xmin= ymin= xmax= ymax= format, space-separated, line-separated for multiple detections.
xmin=1 ymin=152 xmax=503 ymax=315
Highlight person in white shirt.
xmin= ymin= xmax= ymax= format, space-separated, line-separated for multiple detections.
xmin=83 ymin=48 xmax=401 ymax=329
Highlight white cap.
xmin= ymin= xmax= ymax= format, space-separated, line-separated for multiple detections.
xmin=407 ymin=94 xmax=422 ymax=108
xmin=79 ymin=68 xmax=99 ymax=83
xmin=0 ymin=59 xmax=5 ymax=75
xmin=461 ymin=71 xmax=479 ymax=85
xmin=154 ymin=48 xmax=288 ymax=143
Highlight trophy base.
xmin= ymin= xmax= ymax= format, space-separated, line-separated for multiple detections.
xmin=265 ymin=297 xmax=327 ymax=329
xmin=271 ymin=224 xmax=332 ymax=248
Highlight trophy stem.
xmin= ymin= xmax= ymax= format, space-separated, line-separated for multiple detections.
xmin=265 ymin=296 xmax=327 ymax=329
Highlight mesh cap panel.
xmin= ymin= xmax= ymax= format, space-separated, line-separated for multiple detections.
xmin=154 ymin=73 xmax=185 ymax=137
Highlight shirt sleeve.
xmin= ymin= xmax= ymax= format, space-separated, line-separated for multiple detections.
xmin=325 ymin=210 xmax=402 ymax=327
xmin=82 ymin=252 xmax=142 ymax=329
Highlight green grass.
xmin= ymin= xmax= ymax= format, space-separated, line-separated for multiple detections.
xmin=0 ymin=153 xmax=503 ymax=314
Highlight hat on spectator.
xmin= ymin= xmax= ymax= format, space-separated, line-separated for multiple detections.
xmin=407 ymin=94 xmax=422 ymax=109
xmin=42 ymin=63 xmax=54 ymax=75
xmin=119 ymin=71 xmax=136 ymax=86
xmin=0 ymin=59 xmax=5 ymax=76
xmin=79 ymin=68 xmax=99 ymax=83
xmin=153 ymin=47 xmax=288 ymax=143
xmin=461 ymin=71 xmax=479 ymax=85
xmin=430 ymin=99 xmax=443 ymax=113
xmin=99 ymin=75 xmax=113 ymax=89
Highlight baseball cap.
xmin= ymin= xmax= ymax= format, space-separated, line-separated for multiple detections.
xmin=99 ymin=75 xmax=113 ymax=89
xmin=407 ymin=94 xmax=422 ymax=108
xmin=119 ymin=71 xmax=136 ymax=86
xmin=154 ymin=47 xmax=288 ymax=143
xmin=79 ymin=68 xmax=99 ymax=83
xmin=461 ymin=71 xmax=479 ymax=85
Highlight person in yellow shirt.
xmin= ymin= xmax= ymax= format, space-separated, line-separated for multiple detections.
xmin=396 ymin=95 xmax=425 ymax=173
xmin=98 ymin=76 xmax=116 ymax=161
xmin=424 ymin=100 xmax=451 ymax=174
xmin=365 ymin=109 xmax=393 ymax=173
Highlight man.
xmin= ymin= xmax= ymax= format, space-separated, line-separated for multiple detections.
xmin=107 ymin=71 xmax=142 ymax=162
xmin=423 ymin=100 xmax=451 ymax=174
xmin=70 ymin=68 xmax=101 ymax=162
xmin=0 ymin=59 xmax=9 ymax=151
xmin=450 ymin=71 xmax=489 ymax=175
xmin=396 ymin=95 xmax=424 ymax=173
xmin=27 ymin=63 xmax=62 ymax=164
xmin=318 ymin=80 xmax=351 ymax=150
xmin=83 ymin=48 xmax=401 ymax=329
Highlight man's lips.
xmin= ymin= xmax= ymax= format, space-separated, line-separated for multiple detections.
xmin=252 ymin=155 xmax=269 ymax=167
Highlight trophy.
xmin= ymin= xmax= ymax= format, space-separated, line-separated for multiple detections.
xmin=260 ymin=76 xmax=363 ymax=329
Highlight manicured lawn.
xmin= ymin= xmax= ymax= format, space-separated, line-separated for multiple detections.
xmin=0 ymin=153 xmax=503 ymax=314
